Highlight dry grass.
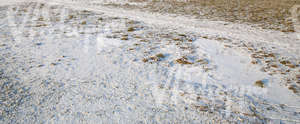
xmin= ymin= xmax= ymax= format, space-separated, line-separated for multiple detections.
xmin=128 ymin=27 xmax=136 ymax=32
xmin=156 ymin=53 xmax=165 ymax=58
xmin=69 ymin=15 xmax=75 ymax=20
xmin=288 ymin=85 xmax=299 ymax=93
xmin=35 ymin=23 xmax=48 ymax=27
xmin=254 ymin=80 xmax=265 ymax=88
xmin=192 ymin=104 xmax=209 ymax=112
xmin=197 ymin=59 xmax=209 ymax=65
xmin=143 ymin=53 xmax=166 ymax=63
xmin=121 ymin=34 xmax=129 ymax=40
xmin=176 ymin=56 xmax=193 ymax=65
xmin=121 ymin=37 xmax=129 ymax=40
xmin=125 ymin=0 xmax=300 ymax=32
xmin=81 ymin=21 xmax=87 ymax=25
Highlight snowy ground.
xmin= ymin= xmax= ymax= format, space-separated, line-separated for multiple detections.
xmin=0 ymin=0 xmax=300 ymax=123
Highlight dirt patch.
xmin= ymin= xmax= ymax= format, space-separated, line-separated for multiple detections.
xmin=113 ymin=0 xmax=300 ymax=32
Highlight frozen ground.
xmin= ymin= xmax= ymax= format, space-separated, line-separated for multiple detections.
xmin=0 ymin=0 xmax=300 ymax=123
